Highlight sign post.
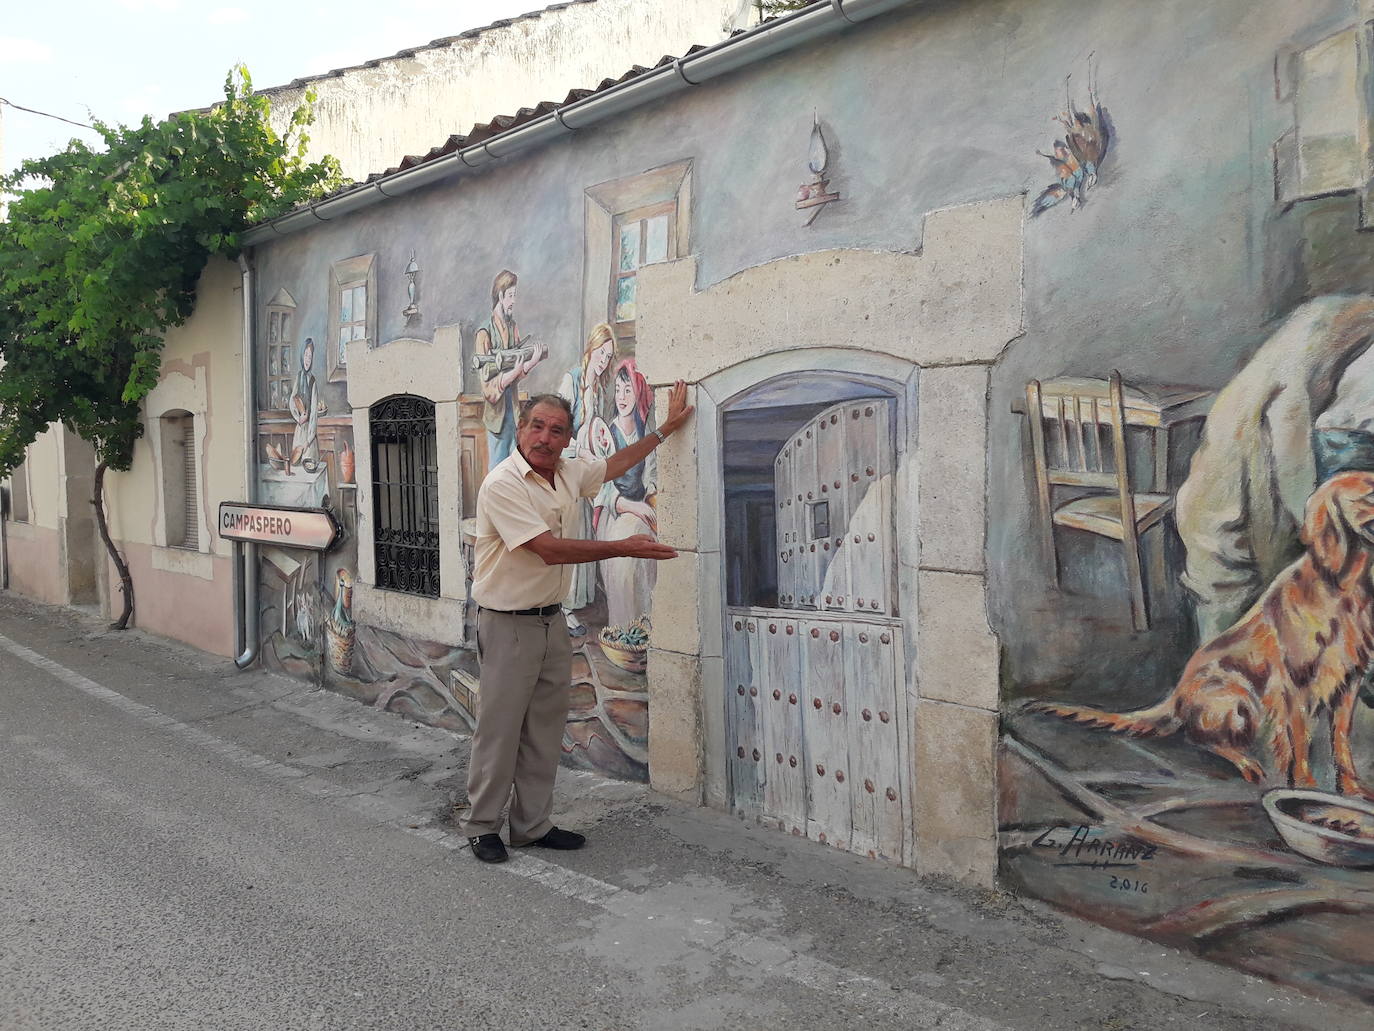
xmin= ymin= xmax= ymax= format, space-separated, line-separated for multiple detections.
xmin=218 ymin=501 xmax=342 ymax=552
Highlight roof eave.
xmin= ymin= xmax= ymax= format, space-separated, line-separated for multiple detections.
xmin=241 ymin=0 xmax=921 ymax=247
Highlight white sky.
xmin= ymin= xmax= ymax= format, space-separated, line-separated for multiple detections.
xmin=1 ymin=0 xmax=546 ymax=178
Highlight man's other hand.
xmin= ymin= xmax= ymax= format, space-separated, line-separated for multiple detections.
xmin=658 ymin=380 xmax=694 ymax=437
xmin=621 ymin=534 xmax=678 ymax=560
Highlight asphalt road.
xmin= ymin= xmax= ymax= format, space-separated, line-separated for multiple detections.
xmin=0 ymin=592 xmax=1363 ymax=1031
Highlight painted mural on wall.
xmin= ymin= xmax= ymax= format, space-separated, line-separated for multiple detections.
xmin=249 ymin=159 xmax=709 ymax=784
xmin=1000 ymin=20 xmax=1374 ymax=1009
xmin=233 ymin=0 xmax=1374 ymax=1004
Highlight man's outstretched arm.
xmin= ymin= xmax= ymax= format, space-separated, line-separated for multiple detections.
xmin=522 ymin=532 xmax=676 ymax=566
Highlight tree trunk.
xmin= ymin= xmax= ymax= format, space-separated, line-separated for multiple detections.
xmin=92 ymin=460 xmax=134 ymax=630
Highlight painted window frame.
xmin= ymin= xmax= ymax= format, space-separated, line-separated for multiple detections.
xmin=1273 ymin=23 xmax=1374 ymax=225
xmin=159 ymin=409 xmax=201 ymax=551
xmin=368 ymin=393 xmax=441 ymax=598
xmin=582 ymin=160 xmax=692 ymax=356
xmin=328 ymin=254 xmax=377 ymax=383
xmin=609 ymin=199 xmax=679 ymax=343
xmin=5 ymin=452 xmax=30 ymax=524
xmin=264 ymin=291 xmax=298 ymax=414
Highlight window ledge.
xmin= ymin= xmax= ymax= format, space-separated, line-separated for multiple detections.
xmin=152 ymin=545 xmax=215 ymax=581
xmin=353 ymin=580 xmax=466 ymax=646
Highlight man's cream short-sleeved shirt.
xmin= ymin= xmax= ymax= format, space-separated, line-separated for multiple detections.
xmin=472 ymin=447 xmax=607 ymax=610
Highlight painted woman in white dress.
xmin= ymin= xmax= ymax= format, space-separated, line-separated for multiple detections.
xmin=596 ymin=357 xmax=658 ymax=630
xmin=557 ymin=323 xmax=618 ymax=628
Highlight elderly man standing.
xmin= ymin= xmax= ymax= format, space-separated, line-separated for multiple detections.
xmin=461 ymin=384 xmax=693 ymax=863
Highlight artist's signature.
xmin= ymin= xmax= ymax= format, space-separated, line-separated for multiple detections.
xmin=1033 ymin=824 xmax=1158 ymax=869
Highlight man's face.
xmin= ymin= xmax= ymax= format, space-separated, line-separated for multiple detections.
xmin=497 ymin=286 xmax=516 ymax=319
xmin=517 ymin=402 xmax=572 ymax=474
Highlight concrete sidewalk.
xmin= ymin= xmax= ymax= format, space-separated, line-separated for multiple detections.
xmin=0 ymin=589 xmax=1362 ymax=1030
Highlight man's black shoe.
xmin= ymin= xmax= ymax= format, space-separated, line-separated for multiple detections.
xmin=519 ymin=827 xmax=586 ymax=850
xmin=469 ymin=833 xmax=509 ymax=863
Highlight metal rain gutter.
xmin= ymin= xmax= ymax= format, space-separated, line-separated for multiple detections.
xmin=234 ymin=253 xmax=261 ymax=669
xmin=240 ymin=0 xmax=917 ymax=246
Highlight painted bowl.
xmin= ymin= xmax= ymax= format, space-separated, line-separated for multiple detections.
xmin=598 ymin=636 xmax=648 ymax=674
xmin=1262 ymin=788 xmax=1374 ymax=867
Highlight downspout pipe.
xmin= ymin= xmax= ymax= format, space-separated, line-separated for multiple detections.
xmin=239 ymin=0 xmax=918 ymax=246
xmin=1 ymin=485 xmax=9 ymax=591
xmin=234 ymin=251 xmax=260 ymax=669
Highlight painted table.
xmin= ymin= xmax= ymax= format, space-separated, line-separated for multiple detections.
xmin=260 ymin=463 xmax=328 ymax=509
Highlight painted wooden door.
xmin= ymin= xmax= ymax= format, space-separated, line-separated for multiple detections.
xmin=725 ymin=613 xmax=764 ymax=818
xmin=727 ymin=394 xmax=905 ymax=863
xmin=775 ymin=442 xmax=798 ymax=608
xmin=727 ymin=605 xmax=907 ymax=860
xmin=844 ymin=623 xmax=906 ymax=860
xmin=761 ymin=613 xmax=807 ymax=836
xmin=774 ymin=399 xmax=893 ymax=615
xmin=842 ymin=400 xmax=893 ymax=615
xmin=801 ymin=617 xmax=853 ymax=850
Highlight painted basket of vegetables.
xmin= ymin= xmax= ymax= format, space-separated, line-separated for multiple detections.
xmin=599 ymin=616 xmax=651 ymax=673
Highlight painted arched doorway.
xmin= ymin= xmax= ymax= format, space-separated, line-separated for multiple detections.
xmin=719 ymin=368 xmax=911 ymax=862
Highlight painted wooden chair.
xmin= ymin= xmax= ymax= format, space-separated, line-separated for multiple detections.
xmin=1025 ymin=371 xmax=1172 ymax=631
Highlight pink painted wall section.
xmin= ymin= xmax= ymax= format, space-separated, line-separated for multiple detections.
xmin=5 ymin=524 xmax=64 ymax=605
xmin=104 ymin=542 xmax=236 ymax=657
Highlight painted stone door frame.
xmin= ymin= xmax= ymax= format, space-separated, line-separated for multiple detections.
xmin=635 ymin=197 xmax=1025 ymax=884
xmin=712 ymin=360 xmax=918 ymax=865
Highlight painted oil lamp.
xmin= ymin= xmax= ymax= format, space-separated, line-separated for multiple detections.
xmin=796 ymin=112 xmax=840 ymax=225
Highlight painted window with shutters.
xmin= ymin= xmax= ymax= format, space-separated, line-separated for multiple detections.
xmin=1273 ymin=24 xmax=1374 ymax=223
xmin=329 ymin=254 xmax=376 ymax=382
xmin=583 ymin=160 xmax=692 ymax=356
xmin=160 ymin=411 xmax=199 ymax=550
xmin=610 ymin=200 xmax=677 ymax=342
xmin=264 ymin=288 xmax=297 ymax=413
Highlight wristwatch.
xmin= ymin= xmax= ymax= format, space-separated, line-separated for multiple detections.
xmin=652 ymin=428 xmax=668 ymax=445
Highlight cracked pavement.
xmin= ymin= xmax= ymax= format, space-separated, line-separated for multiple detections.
xmin=0 ymin=591 xmax=1365 ymax=1030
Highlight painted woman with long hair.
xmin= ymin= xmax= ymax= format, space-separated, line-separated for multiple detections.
xmin=557 ymin=322 xmax=618 ymax=627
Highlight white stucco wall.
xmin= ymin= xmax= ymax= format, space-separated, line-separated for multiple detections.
xmin=262 ymin=0 xmax=753 ymax=182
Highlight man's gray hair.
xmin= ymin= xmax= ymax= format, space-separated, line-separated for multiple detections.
xmin=518 ymin=393 xmax=574 ymax=427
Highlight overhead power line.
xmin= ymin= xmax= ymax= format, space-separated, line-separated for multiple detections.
xmin=0 ymin=98 xmax=95 ymax=131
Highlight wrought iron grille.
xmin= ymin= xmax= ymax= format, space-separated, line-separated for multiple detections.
xmin=370 ymin=395 xmax=440 ymax=597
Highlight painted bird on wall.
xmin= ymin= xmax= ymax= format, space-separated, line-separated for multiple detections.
xmin=1032 ymin=61 xmax=1113 ymax=217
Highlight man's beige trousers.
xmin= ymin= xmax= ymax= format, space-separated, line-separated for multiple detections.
xmin=458 ymin=609 xmax=572 ymax=843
